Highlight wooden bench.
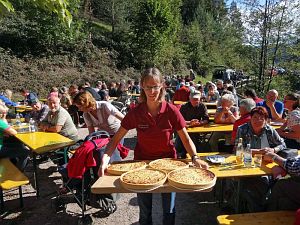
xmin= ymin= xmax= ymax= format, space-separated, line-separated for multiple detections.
xmin=217 ymin=211 xmax=295 ymax=225
xmin=0 ymin=158 xmax=29 ymax=209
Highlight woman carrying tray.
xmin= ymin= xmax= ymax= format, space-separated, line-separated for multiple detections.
xmin=99 ymin=67 xmax=208 ymax=225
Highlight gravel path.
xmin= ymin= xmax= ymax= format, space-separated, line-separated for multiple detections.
xmin=1 ymin=128 xmax=221 ymax=225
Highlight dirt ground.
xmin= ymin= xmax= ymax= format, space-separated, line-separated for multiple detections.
xmin=1 ymin=128 xmax=223 ymax=225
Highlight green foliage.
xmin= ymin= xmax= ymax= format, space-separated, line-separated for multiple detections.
xmin=0 ymin=0 xmax=72 ymax=26
xmin=0 ymin=0 xmax=14 ymax=15
xmin=129 ymin=0 xmax=181 ymax=68
xmin=0 ymin=0 xmax=299 ymax=95
xmin=0 ymin=0 xmax=86 ymax=56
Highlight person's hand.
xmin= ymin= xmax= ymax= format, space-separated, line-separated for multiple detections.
xmin=272 ymin=165 xmax=287 ymax=179
xmin=98 ymin=153 xmax=111 ymax=177
xmin=262 ymin=147 xmax=275 ymax=154
xmin=39 ymin=124 xmax=48 ymax=132
xmin=193 ymin=158 xmax=209 ymax=169
xmin=190 ymin=119 xmax=200 ymax=127
xmin=266 ymin=99 xmax=274 ymax=108
xmin=223 ymin=107 xmax=229 ymax=113
xmin=263 ymin=151 xmax=276 ymax=163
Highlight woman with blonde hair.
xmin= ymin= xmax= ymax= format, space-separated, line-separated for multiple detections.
xmin=98 ymin=67 xmax=208 ymax=225
xmin=0 ymin=101 xmax=29 ymax=170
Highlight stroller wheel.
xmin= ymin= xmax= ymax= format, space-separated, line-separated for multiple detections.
xmin=106 ymin=202 xmax=117 ymax=214
xmin=78 ymin=215 xmax=93 ymax=225
xmin=53 ymin=197 xmax=66 ymax=213
xmin=110 ymin=203 xmax=117 ymax=214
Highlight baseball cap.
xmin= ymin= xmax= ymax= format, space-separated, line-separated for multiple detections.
xmin=29 ymin=98 xmax=39 ymax=105
xmin=190 ymin=90 xmax=201 ymax=99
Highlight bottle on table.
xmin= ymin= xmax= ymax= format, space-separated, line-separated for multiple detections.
xmin=15 ymin=113 xmax=21 ymax=126
xmin=29 ymin=118 xmax=36 ymax=132
xmin=236 ymin=138 xmax=244 ymax=165
xmin=243 ymin=143 xmax=252 ymax=168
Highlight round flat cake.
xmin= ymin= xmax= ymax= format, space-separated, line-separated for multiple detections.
xmin=167 ymin=167 xmax=216 ymax=190
xmin=148 ymin=158 xmax=189 ymax=173
xmin=120 ymin=168 xmax=167 ymax=191
xmin=107 ymin=161 xmax=147 ymax=175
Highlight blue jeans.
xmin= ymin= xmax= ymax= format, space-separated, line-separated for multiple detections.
xmin=0 ymin=141 xmax=29 ymax=170
xmin=137 ymin=192 xmax=176 ymax=225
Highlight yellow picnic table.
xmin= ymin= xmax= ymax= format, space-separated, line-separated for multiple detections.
xmin=15 ymin=132 xmax=75 ymax=197
xmin=39 ymin=98 xmax=48 ymax=103
xmin=14 ymin=105 xmax=32 ymax=113
xmin=15 ymin=132 xmax=75 ymax=154
xmin=0 ymin=158 xmax=29 ymax=208
xmin=207 ymin=108 xmax=216 ymax=115
xmin=0 ymin=158 xmax=29 ymax=190
xmin=173 ymin=101 xmax=187 ymax=105
xmin=194 ymin=151 xmax=299 ymax=213
xmin=217 ymin=211 xmax=295 ymax=225
xmin=173 ymin=101 xmax=217 ymax=107
xmin=187 ymin=124 xmax=233 ymax=133
xmin=203 ymin=102 xmax=217 ymax=107
xmin=187 ymin=123 xmax=281 ymax=133
xmin=196 ymin=152 xmax=275 ymax=178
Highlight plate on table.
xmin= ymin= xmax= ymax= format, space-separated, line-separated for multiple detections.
xmin=206 ymin=155 xmax=225 ymax=164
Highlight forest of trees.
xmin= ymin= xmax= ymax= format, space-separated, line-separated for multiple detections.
xmin=0 ymin=0 xmax=299 ymax=96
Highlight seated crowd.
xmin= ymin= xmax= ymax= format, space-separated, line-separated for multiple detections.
xmin=0 ymin=71 xmax=299 ymax=224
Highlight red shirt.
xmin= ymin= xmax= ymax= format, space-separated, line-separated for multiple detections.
xmin=231 ymin=113 xmax=251 ymax=144
xmin=121 ymin=101 xmax=186 ymax=160
xmin=172 ymin=86 xmax=190 ymax=102
xmin=253 ymin=96 xmax=264 ymax=104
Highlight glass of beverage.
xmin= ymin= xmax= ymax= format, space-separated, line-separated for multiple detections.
xmin=253 ymin=154 xmax=262 ymax=167
xmin=236 ymin=153 xmax=243 ymax=165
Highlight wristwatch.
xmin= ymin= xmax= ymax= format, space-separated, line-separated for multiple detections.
xmin=192 ymin=155 xmax=199 ymax=162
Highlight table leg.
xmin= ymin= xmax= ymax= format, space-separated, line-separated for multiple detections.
xmin=32 ymin=153 xmax=40 ymax=198
xmin=235 ymin=179 xmax=241 ymax=213
xmin=219 ymin=179 xmax=224 ymax=207
xmin=0 ymin=189 xmax=4 ymax=210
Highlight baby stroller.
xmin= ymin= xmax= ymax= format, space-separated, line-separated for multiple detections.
xmin=54 ymin=131 xmax=119 ymax=225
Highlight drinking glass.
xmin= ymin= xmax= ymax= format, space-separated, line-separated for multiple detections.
xmin=253 ymin=154 xmax=262 ymax=167
xmin=236 ymin=153 xmax=243 ymax=165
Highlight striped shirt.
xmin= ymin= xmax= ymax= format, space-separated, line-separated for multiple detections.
xmin=284 ymin=156 xmax=300 ymax=176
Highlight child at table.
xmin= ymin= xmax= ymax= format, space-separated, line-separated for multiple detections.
xmin=0 ymin=101 xmax=29 ymax=170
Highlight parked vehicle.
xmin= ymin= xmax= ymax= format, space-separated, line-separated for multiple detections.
xmin=212 ymin=66 xmax=236 ymax=81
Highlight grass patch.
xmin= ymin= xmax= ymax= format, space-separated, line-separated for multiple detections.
xmin=90 ymin=21 xmax=112 ymax=33
xmin=195 ymin=74 xmax=212 ymax=85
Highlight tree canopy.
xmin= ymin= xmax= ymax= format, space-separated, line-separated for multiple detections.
xmin=0 ymin=0 xmax=72 ymax=26
xmin=0 ymin=0 xmax=299 ymax=95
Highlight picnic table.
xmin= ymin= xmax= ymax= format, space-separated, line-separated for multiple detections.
xmin=15 ymin=132 xmax=75 ymax=197
xmin=217 ymin=211 xmax=295 ymax=225
xmin=14 ymin=105 xmax=32 ymax=113
xmin=187 ymin=124 xmax=233 ymax=133
xmin=187 ymin=123 xmax=281 ymax=133
xmin=173 ymin=101 xmax=217 ymax=109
